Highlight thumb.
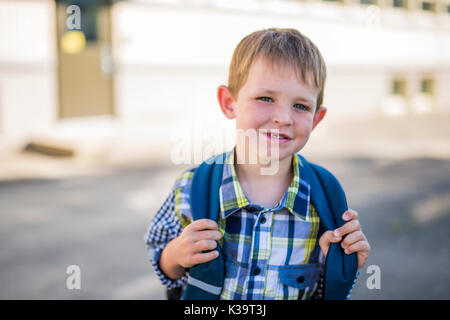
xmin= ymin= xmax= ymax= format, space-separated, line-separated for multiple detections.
xmin=319 ymin=230 xmax=342 ymax=257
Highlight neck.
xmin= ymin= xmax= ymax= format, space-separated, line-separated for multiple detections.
xmin=234 ymin=145 xmax=293 ymax=185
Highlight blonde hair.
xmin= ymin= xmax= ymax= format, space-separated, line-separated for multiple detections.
xmin=228 ymin=28 xmax=327 ymax=110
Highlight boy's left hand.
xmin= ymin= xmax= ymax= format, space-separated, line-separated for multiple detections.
xmin=318 ymin=209 xmax=370 ymax=270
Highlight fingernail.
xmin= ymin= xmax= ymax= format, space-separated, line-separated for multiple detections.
xmin=343 ymin=212 xmax=350 ymax=220
xmin=344 ymin=249 xmax=349 ymax=254
xmin=334 ymin=230 xmax=340 ymax=238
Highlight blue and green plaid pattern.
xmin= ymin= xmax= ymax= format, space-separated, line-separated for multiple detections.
xmin=145 ymin=149 xmax=325 ymax=299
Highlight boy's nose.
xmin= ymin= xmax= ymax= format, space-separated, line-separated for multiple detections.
xmin=272 ymin=104 xmax=293 ymax=126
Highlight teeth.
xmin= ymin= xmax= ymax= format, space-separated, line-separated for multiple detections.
xmin=269 ymin=133 xmax=282 ymax=138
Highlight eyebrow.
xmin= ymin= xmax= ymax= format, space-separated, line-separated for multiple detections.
xmin=256 ymin=88 xmax=315 ymax=106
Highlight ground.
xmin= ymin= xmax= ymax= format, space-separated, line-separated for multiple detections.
xmin=0 ymin=154 xmax=449 ymax=299
xmin=1 ymin=114 xmax=449 ymax=299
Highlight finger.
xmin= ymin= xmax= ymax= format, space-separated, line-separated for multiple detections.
xmin=341 ymin=230 xmax=365 ymax=249
xmin=320 ymin=231 xmax=342 ymax=246
xmin=344 ymin=240 xmax=370 ymax=255
xmin=319 ymin=230 xmax=342 ymax=256
xmin=342 ymin=209 xmax=359 ymax=222
xmin=334 ymin=219 xmax=360 ymax=238
xmin=196 ymin=230 xmax=223 ymax=241
xmin=194 ymin=239 xmax=217 ymax=252
xmin=189 ymin=219 xmax=219 ymax=231
xmin=191 ymin=250 xmax=219 ymax=265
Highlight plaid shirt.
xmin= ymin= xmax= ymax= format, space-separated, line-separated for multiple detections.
xmin=145 ymin=149 xmax=327 ymax=300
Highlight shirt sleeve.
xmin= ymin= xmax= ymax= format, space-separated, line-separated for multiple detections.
xmin=144 ymin=189 xmax=187 ymax=290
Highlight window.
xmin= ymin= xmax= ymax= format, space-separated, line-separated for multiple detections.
xmin=79 ymin=2 xmax=99 ymax=42
xmin=391 ymin=79 xmax=407 ymax=96
xmin=393 ymin=0 xmax=406 ymax=8
xmin=420 ymin=78 xmax=434 ymax=95
xmin=360 ymin=0 xmax=377 ymax=5
xmin=60 ymin=0 xmax=100 ymax=42
xmin=421 ymin=1 xmax=436 ymax=12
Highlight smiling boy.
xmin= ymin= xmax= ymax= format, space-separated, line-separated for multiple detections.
xmin=145 ymin=28 xmax=370 ymax=300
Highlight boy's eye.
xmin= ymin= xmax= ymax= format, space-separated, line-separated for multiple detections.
xmin=257 ymin=96 xmax=273 ymax=103
xmin=293 ymin=103 xmax=310 ymax=111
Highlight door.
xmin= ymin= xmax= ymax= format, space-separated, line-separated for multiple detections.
xmin=55 ymin=0 xmax=114 ymax=119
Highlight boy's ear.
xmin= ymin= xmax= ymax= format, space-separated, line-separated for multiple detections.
xmin=217 ymin=85 xmax=237 ymax=119
xmin=312 ymin=106 xmax=327 ymax=131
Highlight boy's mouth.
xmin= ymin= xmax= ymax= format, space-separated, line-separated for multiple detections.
xmin=261 ymin=130 xmax=292 ymax=144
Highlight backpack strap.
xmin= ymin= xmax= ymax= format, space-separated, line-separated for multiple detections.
xmin=298 ymin=155 xmax=358 ymax=299
xmin=182 ymin=153 xmax=226 ymax=300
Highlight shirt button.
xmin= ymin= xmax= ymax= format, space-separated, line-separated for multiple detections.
xmin=260 ymin=216 xmax=266 ymax=224
xmin=252 ymin=266 xmax=261 ymax=276
xmin=297 ymin=276 xmax=305 ymax=284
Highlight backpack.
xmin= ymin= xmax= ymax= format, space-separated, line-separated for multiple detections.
xmin=180 ymin=152 xmax=358 ymax=300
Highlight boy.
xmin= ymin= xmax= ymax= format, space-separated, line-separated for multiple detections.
xmin=145 ymin=28 xmax=370 ymax=300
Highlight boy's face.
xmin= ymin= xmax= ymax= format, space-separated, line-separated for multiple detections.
xmin=219 ymin=57 xmax=326 ymax=163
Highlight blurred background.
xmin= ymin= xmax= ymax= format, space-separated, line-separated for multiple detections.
xmin=0 ymin=0 xmax=449 ymax=299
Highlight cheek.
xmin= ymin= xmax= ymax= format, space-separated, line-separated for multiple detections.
xmin=294 ymin=116 xmax=314 ymax=137
xmin=236 ymin=103 xmax=269 ymax=129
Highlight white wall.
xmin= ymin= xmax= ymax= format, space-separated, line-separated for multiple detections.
xmin=0 ymin=0 xmax=448 ymax=145
xmin=112 ymin=0 xmax=450 ymax=133
xmin=0 ymin=0 xmax=57 ymax=139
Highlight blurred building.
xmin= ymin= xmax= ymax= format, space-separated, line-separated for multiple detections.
xmin=0 ymin=0 xmax=449 ymax=157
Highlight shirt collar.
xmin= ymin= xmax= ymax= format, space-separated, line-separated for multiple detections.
xmin=219 ymin=148 xmax=310 ymax=220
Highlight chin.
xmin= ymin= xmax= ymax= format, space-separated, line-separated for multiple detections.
xmin=257 ymin=148 xmax=293 ymax=164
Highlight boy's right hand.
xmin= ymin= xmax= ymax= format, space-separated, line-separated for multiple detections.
xmin=173 ymin=219 xmax=223 ymax=268
xmin=160 ymin=219 xmax=222 ymax=280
